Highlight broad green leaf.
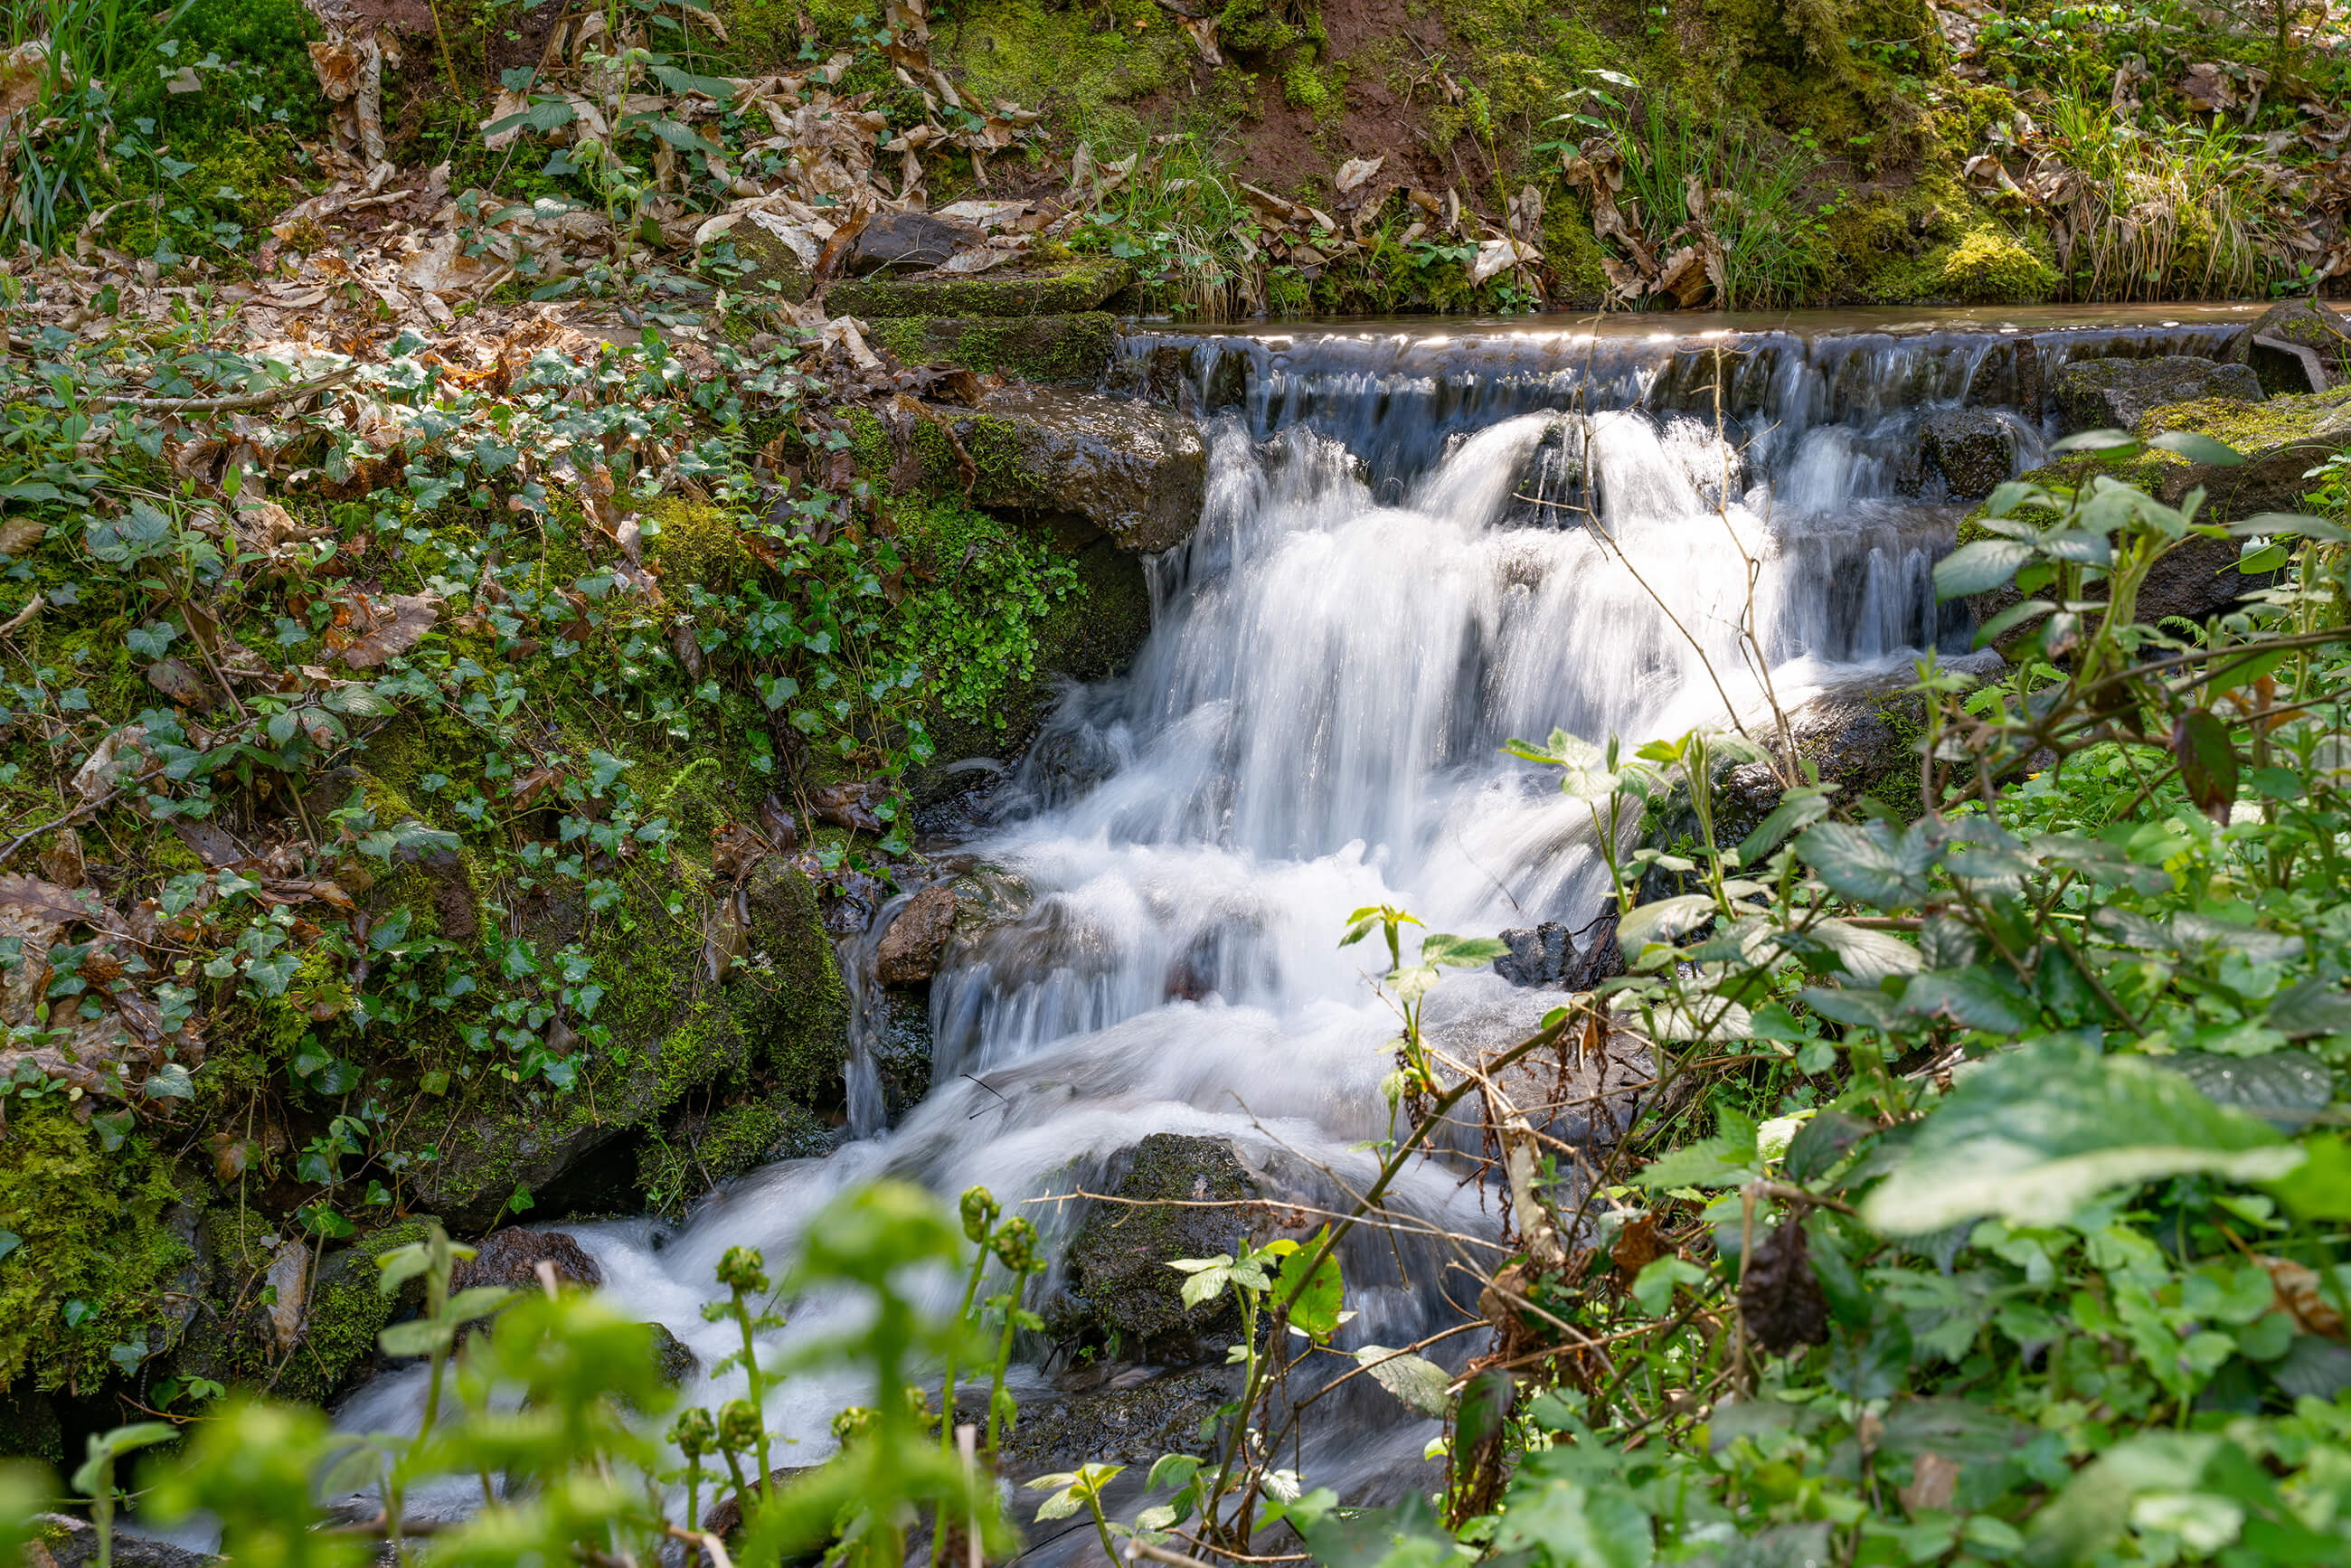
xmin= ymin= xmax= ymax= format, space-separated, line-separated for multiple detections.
xmin=1616 ymin=894 xmax=1714 ymax=947
xmin=1797 ymin=820 xmax=1934 ymax=909
xmin=1637 ymin=1134 xmax=1759 ymax=1191
xmin=1899 ymin=967 xmax=2037 ymax=1032
xmin=1177 ymin=1264 xmax=1232 ymax=1308
xmin=2148 ymin=430 xmax=2244 ymax=466
xmin=1275 ymin=1233 xmax=1343 ymax=1338
xmin=2171 ymin=708 xmax=2237 ymax=818
xmin=1629 ymin=1256 xmax=1706 ymax=1316
xmin=1734 ymin=786 xmax=1833 ymax=867
xmin=1808 ymin=919 xmax=1921 ymax=982
xmin=648 ymin=63 xmax=739 ymax=99
xmin=379 ymin=1318 xmax=456 ymax=1358
xmin=1859 ymin=1039 xmax=2302 ymax=1235
xmin=1489 ymin=1477 xmax=1655 ymax=1568
xmin=1354 ymin=1346 xmax=1455 ymax=1416
xmin=70 ymin=1422 xmax=177 ymax=1496
xmin=2270 ymin=1133 xmax=2351 ymax=1221
xmin=1933 ymin=538 xmax=2032 ymax=600
xmin=2225 ymin=510 xmax=2351 ymax=543
xmin=2050 ymin=428 xmax=2142 ymax=457
xmin=1418 ymin=932 xmax=1508 ymax=968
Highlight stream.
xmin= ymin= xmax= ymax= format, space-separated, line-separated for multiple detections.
xmin=335 ymin=302 xmax=2263 ymax=1546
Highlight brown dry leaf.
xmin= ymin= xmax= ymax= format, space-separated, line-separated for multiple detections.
xmin=35 ymin=827 xmax=86 ymax=891
xmin=703 ymin=890 xmax=750 ymax=983
xmin=1898 ymin=1452 xmax=1960 ymax=1514
xmin=0 ymin=42 xmax=51 ymax=128
xmin=0 ymin=873 xmax=125 ymax=937
xmin=147 ymin=657 xmax=217 ymax=709
xmin=710 ymin=820 xmax=766 ymax=882
xmin=509 ymin=767 xmax=564 ymax=808
xmin=334 ymin=591 xmax=442 ymax=668
xmin=2180 ymin=61 xmax=2241 ymax=114
xmin=2260 ymin=1254 xmax=2344 ymax=1338
xmin=1335 ymin=155 xmax=1383 ymax=194
xmin=809 ymin=778 xmax=889 ymax=834
xmin=758 ymin=792 xmax=799 ymax=851
xmin=1610 ymin=1213 xmax=1668 ymax=1280
xmin=0 ymin=518 xmax=45 ymax=557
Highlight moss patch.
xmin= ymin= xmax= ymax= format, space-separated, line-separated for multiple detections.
xmin=868 ymin=314 xmax=1119 ymax=385
xmin=828 ymin=258 xmax=1132 ymax=320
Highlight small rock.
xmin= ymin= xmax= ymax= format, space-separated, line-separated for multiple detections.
xmin=845 ymin=211 xmax=984 ymax=277
xmin=700 ymin=1467 xmax=819 ymax=1539
xmin=2054 ymin=354 xmax=2262 ymax=432
xmin=1494 ymin=923 xmax=1577 ymax=988
xmin=451 ymin=1228 xmax=604 ymax=1293
xmin=1920 ymin=407 xmax=2016 ymax=497
xmin=1059 ymin=1134 xmax=1259 ymax=1363
xmin=875 ymin=884 xmax=958 ymax=987
xmin=649 ymin=1322 xmax=699 ymax=1384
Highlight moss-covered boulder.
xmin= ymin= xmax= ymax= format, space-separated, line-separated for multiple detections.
xmin=941 ymin=387 xmax=1207 ymax=553
xmin=1921 ymin=408 xmax=2015 ymax=498
xmin=997 ymin=1366 xmax=1240 ymax=1479
xmin=1053 ymin=1133 xmax=1260 ymax=1363
xmin=867 ymin=312 xmax=1118 ymax=386
xmin=637 ymin=1097 xmax=834 ymax=1213
xmin=2054 ymin=355 xmax=2262 ymax=433
xmin=408 ymin=855 xmax=846 ymax=1230
xmin=2224 ymin=299 xmax=2351 ymax=396
xmin=829 ymin=256 xmax=1130 ymax=320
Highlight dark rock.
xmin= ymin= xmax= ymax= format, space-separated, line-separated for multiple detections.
xmin=767 ymin=1100 xmax=839 ymax=1161
xmin=1493 ymin=922 xmax=1577 ymax=987
xmin=1059 ymin=1134 xmax=1260 ymax=1363
xmin=1966 ymin=335 xmax=2043 ymax=417
xmin=865 ymin=985 xmax=936 ymax=1122
xmin=1921 ymin=407 xmax=2016 ymax=497
xmin=32 ymin=1516 xmax=216 ymax=1568
xmin=997 ymin=1367 xmax=1239 ymax=1478
xmin=875 ymin=884 xmax=958 ymax=987
xmin=845 ymin=211 xmax=985 ymax=277
xmin=829 ymin=255 xmax=1131 ymax=320
xmin=1718 ymin=671 xmax=1932 ymax=827
xmin=2054 ymin=354 xmax=2261 ymax=432
xmin=867 ymin=313 xmax=1118 ymax=386
xmin=649 ymin=1323 xmax=699 ymax=1384
xmin=940 ymin=386 xmax=1208 ymax=553
xmin=2224 ymin=298 xmax=2350 ymax=394
xmin=0 ymin=1385 xmax=61 ymax=1465
xmin=699 ymin=1466 xmax=822 ymax=1540
xmin=450 ymin=1228 xmax=603 ymax=1293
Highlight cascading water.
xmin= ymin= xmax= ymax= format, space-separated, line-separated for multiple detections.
xmin=339 ymin=305 xmax=2261 ymax=1547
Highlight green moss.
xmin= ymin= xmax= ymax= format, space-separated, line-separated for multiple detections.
xmin=645 ymin=498 xmax=759 ymax=594
xmin=636 ymin=1099 xmax=806 ymax=1214
xmin=934 ymin=0 xmax=1193 ymax=131
xmin=867 ymin=313 xmax=1118 ymax=385
xmin=269 ymin=1219 xmax=434 ymax=1403
xmin=828 ymin=257 xmax=1132 ymax=320
xmin=0 ymin=1107 xmax=190 ymax=1393
xmin=1937 ymin=226 xmax=2056 ymax=304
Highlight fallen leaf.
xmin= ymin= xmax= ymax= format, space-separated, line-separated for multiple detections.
xmin=334 ymin=592 xmax=442 ymax=668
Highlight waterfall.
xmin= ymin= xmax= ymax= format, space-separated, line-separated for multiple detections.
xmin=336 ymin=306 xmax=2261 ymax=1543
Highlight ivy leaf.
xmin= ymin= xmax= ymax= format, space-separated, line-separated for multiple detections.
xmin=1859 ymin=1038 xmax=2302 ymax=1235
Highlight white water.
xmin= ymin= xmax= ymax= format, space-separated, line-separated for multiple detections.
xmin=332 ymin=316 xmax=2214 ymax=1541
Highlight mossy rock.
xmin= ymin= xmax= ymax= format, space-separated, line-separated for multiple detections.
xmin=2224 ymin=299 xmax=2351 ymax=395
xmin=828 ymin=257 xmax=1131 ymax=320
xmin=637 ymin=1095 xmax=834 ymax=1214
xmin=1053 ymin=1133 xmax=1259 ymax=1363
xmin=997 ymin=1366 xmax=1240 ymax=1479
xmin=1936 ymin=227 xmax=2055 ymax=305
xmin=409 ymin=856 xmax=846 ymax=1230
xmin=867 ymin=313 xmax=1118 ymax=386
xmin=2054 ymin=355 xmax=2262 ymax=434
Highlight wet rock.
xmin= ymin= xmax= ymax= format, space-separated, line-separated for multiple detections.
xmin=1965 ymin=335 xmax=2043 ymax=417
xmin=2224 ymin=298 xmax=2350 ymax=395
xmin=845 ymin=211 xmax=984 ymax=277
xmin=998 ymin=1367 xmax=1239 ymax=1478
xmin=0 ymin=1386 xmax=61 ymax=1466
xmin=829 ymin=255 xmax=1130 ymax=319
xmin=1920 ymin=407 xmax=2015 ymax=497
xmin=649 ymin=1323 xmax=699 ymax=1384
xmin=875 ymin=884 xmax=958 ymax=987
xmin=2054 ymin=354 xmax=2261 ymax=432
xmin=451 ymin=1228 xmax=604 ymax=1293
xmin=638 ymin=1097 xmax=831 ymax=1211
xmin=30 ymin=1516 xmax=216 ymax=1568
xmin=939 ymin=386 xmax=1208 ymax=553
xmin=1058 ymin=1134 xmax=1260 ymax=1363
xmin=867 ymin=312 xmax=1117 ymax=386
xmin=1421 ymin=979 xmax=1649 ymax=1152
xmin=700 ymin=1466 xmax=822 ymax=1540
xmin=867 ymin=986 xmax=936 ymax=1121
xmin=1718 ymin=669 xmax=1935 ymax=826
xmin=1494 ymin=922 xmax=1576 ymax=987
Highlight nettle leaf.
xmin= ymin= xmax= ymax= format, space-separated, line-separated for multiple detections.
xmin=1797 ymin=820 xmax=1934 ymax=909
xmin=1933 ymin=538 xmax=2032 ymax=600
xmin=1617 ymin=894 xmax=1714 ymax=948
xmin=1638 ymin=1131 xmax=1761 ymax=1191
xmin=1899 ymin=966 xmax=2038 ymax=1033
xmin=1859 ymin=1038 xmax=2302 ymax=1235
xmin=1353 ymin=1346 xmax=1454 ymax=1416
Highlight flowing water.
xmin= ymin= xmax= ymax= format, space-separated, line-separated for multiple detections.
xmin=335 ymin=303 xmax=2261 ymax=1542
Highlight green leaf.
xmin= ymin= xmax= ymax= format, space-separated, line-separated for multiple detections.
xmin=1629 ymin=1256 xmax=1706 ymax=1316
xmin=2050 ymin=428 xmax=2143 ymax=457
xmin=2225 ymin=510 xmax=2351 ymax=543
xmin=379 ymin=1318 xmax=456 ymax=1358
xmin=1796 ymin=820 xmax=1934 ymax=909
xmin=1899 ymin=967 xmax=2037 ymax=1032
xmin=1858 ymin=1038 xmax=2302 ymax=1235
xmin=638 ymin=117 xmax=724 ymax=156
xmin=0 ymin=1228 xmax=19 ymax=1263
xmin=1488 ymin=1477 xmax=1654 ymax=1568
xmin=1637 ymin=1134 xmax=1759 ymax=1191
xmin=2270 ymin=1133 xmax=2351 ymax=1221
xmin=647 ymin=63 xmax=739 ymax=99
xmin=1972 ymin=597 xmax=2054 ymax=648
xmin=1934 ymin=538 xmax=2033 ymax=600
xmin=1735 ymin=786 xmax=1831 ymax=866
xmin=1616 ymin=894 xmax=1714 ymax=947
xmin=71 ymin=1421 xmax=178 ymax=1496
xmin=1275 ymin=1233 xmax=1343 ymax=1339
xmin=1353 ymin=1346 xmax=1455 ymax=1416
xmin=2148 ymin=430 xmax=2244 ymax=466
xmin=1418 ymin=932 xmax=1507 ymax=968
